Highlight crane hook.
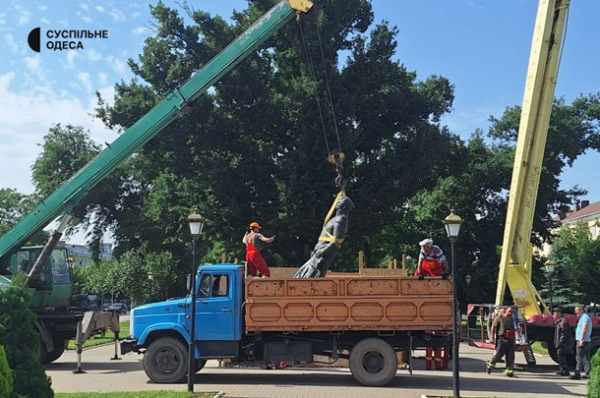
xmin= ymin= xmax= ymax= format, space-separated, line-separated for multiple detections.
xmin=327 ymin=150 xmax=345 ymax=189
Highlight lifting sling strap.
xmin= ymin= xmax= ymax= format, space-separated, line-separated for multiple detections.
xmin=318 ymin=187 xmax=345 ymax=248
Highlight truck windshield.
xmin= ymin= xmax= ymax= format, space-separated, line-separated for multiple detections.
xmin=50 ymin=249 xmax=71 ymax=284
xmin=8 ymin=248 xmax=71 ymax=284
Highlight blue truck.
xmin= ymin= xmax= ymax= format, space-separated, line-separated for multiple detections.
xmin=121 ymin=263 xmax=454 ymax=386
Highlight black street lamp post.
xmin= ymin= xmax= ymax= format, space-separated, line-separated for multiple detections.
xmin=444 ymin=209 xmax=463 ymax=398
xmin=544 ymin=260 xmax=556 ymax=311
xmin=186 ymin=211 xmax=205 ymax=393
xmin=465 ymin=274 xmax=471 ymax=308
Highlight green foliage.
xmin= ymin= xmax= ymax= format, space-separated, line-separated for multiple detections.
xmin=0 ymin=277 xmax=54 ymax=398
xmin=75 ymin=250 xmax=182 ymax=305
xmin=31 ymin=124 xmax=101 ymax=196
xmin=78 ymin=253 xmax=145 ymax=304
xmin=0 ymin=345 xmax=13 ymax=398
xmin=0 ymin=188 xmax=48 ymax=246
xmin=31 ymin=123 xmax=133 ymax=258
xmin=589 ymin=349 xmax=600 ymax=398
xmin=551 ymin=223 xmax=600 ymax=304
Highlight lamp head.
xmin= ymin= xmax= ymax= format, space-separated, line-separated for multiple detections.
xmin=187 ymin=210 xmax=205 ymax=239
xmin=443 ymin=209 xmax=463 ymax=242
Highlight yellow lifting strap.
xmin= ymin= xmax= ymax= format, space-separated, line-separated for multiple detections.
xmin=318 ymin=229 xmax=344 ymax=249
xmin=318 ymin=188 xmax=346 ymax=249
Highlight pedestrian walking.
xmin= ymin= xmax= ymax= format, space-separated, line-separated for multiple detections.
xmin=487 ymin=306 xmax=519 ymax=377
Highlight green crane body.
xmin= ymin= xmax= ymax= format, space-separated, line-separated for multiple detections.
xmin=0 ymin=0 xmax=313 ymax=362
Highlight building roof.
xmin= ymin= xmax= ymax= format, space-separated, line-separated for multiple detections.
xmin=561 ymin=200 xmax=600 ymax=224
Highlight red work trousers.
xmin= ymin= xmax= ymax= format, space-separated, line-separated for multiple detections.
xmin=415 ymin=259 xmax=444 ymax=277
xmin=246 ymin=250 xmax=270 ymax=277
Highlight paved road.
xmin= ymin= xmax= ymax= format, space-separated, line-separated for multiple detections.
xmin=46 ymin=343 xmax=587 ymax=398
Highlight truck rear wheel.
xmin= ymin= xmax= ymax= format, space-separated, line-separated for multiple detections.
xmin=143 ymin=337 xmax=188 ymax=383
xmin=349 ymin=338 xmax=397 ymax=386
xmin=548 ymin=345 xmax=576 ymax=367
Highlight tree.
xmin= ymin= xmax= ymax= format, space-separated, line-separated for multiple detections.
xmin=31 ymin=123 xmax=131 ymax=257
xmin=0 ymin=275 xmax=54 ymax=398
xmin=550 ymin=223 xmax=600 ymax=305
xmin=0 ymin=188 xmax=48 ymax=246
xmin=0 ymin=345 xmax=12 ymax=398
xmin=89 ymin=0 xmax=459 ymax=272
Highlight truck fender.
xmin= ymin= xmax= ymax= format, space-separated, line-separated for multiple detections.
xmin=137 ymin=323 xmax=201 ymax=358
xmin=34 ymin=319 xmax=54 ymax=353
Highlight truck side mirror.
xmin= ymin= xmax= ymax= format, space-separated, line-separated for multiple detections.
xmin=186 ymin=274 xmax=191 ymax=292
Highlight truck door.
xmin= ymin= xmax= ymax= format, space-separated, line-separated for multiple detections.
xmin=194 ymin=272 xmax=235 ymax=341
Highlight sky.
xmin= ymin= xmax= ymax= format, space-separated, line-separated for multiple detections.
xmin=1 ymin=0 xmax=599 ymax=244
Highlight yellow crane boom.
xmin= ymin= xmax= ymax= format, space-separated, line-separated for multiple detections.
xmin=495 ymin=0 xmax=570 ymax=318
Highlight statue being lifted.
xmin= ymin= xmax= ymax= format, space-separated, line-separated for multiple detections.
xmin=294 ymin=195 xmax=353 ymax=278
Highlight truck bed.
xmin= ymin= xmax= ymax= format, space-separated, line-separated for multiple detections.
xmin=244 ymin=276 xmax=453 ymax=332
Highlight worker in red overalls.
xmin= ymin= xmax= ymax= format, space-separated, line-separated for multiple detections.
xmin=416 ymin=238 xmax=451 ymax=370
xmin=242 ymin=222 xmax=275 ymax=277
xmin=415 ymin=238 xmax=449 ymax=279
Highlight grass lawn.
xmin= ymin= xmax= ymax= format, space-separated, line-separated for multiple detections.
xmin=67 ymin=321 xmax=130 ymax=350
xmin=531 ymin=341 xmax=549 ymax=355
xmin=56 ymin=391 xmax=218 ymax=398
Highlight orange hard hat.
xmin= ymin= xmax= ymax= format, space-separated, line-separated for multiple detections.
xmin=249 ymin=222 xmax=262 ymax=229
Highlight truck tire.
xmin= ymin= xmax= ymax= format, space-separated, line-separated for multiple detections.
xmin=349 ymin=338 xmax=397 ymax=387
xmin=548 ymin=345 xmax=576 ymax=367
xmin=143 ymin=337 xmax=188 ymax=383
xmin=40 ymin=337 xmax=67 ymax=364
xmin=42 ymin=339 xmax=67 ymax=364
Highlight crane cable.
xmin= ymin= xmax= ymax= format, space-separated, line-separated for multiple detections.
xmin=298 ymin=10 xmax=347 ymax=237
xmin=298 ymin=10 xmax=345 ymax=191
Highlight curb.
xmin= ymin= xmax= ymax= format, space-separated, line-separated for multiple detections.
xmin=213 ymin=392 xmax=225 ymax=398
xmin=66 ymin=342 xmax=117 ymax=351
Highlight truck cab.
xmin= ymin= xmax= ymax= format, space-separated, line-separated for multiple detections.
xmin=123 ymin=264 xmax=245 ymax=382
xmin=0 ymin=245 xmax=73 ymax=311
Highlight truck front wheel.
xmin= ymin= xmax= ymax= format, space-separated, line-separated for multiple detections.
xmin=143 ymin=337 xmax=188 ymax=383
xmin=349 ymin=338 xmax=397 ymax=386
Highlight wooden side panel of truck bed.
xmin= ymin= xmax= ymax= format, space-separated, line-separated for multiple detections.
xmin=244 ymin=277 xmax=453 ymax=332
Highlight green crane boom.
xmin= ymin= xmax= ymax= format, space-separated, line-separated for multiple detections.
xmin=0 ymin=0 xmax=313 ymax=260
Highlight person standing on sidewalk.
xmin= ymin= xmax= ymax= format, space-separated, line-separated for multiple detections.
xmin=553 ymin=307 xmax=573 ymax=376
xmin=487 ymin=306 xmax=519 ymax=377
xmin=571 ymin=305 xmax=592 ymax=380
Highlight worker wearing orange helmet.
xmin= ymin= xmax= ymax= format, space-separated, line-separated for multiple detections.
xmin=242 ymin=222 xmax=275 ymax=277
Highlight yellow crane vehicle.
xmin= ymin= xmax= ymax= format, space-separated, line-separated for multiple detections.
xmin=467 ymin=0 xmax=600 ymax=366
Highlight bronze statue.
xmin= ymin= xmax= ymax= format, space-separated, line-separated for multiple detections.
xmin=294 ymin=196 xmax=353 ymax=278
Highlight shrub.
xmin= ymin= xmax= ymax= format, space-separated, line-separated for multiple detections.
xmin=0 ymin=275 xmax=54 ymax=398
xmin=589 ymin=348 xmax=600 ymax=398
xmin=0 ymin=345 xmax=13 ymax=397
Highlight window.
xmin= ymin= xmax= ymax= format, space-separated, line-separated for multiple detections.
xmin=590 ymin=224 xmax=599 ymax=240
xmin=50 ymin=249 xmax=71 ymax=284
xmin=213 ymin=275 xmax=229 ymax=297
xmin=197 ymin=273 xmax=229 ymax=298
xmin=199 ymin=274 xmax=211 ymax=298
